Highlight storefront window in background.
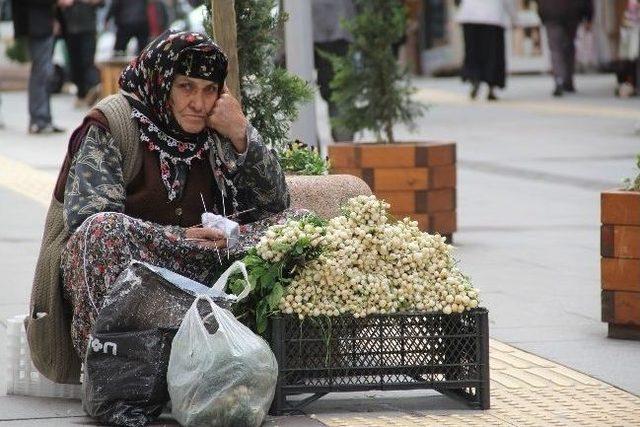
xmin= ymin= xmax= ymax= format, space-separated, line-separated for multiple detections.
xmin=511 ymin=0 xmax=543 ymax=57
xmin=507 ymin=0 xmax=550 ymax=73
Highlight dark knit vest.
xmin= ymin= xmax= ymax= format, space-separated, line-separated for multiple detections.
xmin=124 ymin=149 xmax=218 ymax=227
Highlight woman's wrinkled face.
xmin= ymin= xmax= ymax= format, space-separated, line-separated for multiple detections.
xmin=169 ymin=74 xmax=220 ymax=134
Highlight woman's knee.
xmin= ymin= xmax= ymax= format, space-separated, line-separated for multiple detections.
xmin=69 ymin=212 xmax=131 ymax=251
xmin=81 ymin=212 xmax=127 ymax=232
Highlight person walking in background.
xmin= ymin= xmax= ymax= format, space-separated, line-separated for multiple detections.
xmin=312 ymin=0 xmax=356 ymax=142
xmin=536 ymin=0 xmax=593 ymax=97
xmin=637 ymin=3 xmax=640 ymax=99
xmin=625 ymin=0 xmax=640 ymax=95
xmin=58 ymin=0 xmax=103 ymax=108
xmin=106 ymin=0 xmax=149 ymax=56
xmin=146 ymin=0 xmax=170 ymax=39
xmin=11 ymin=0 xmax=65 ymax=133
xmin=0 ymin=95 xmax=5 ymax=129
xmin=456 ymin=0 xmax=517 ymax=101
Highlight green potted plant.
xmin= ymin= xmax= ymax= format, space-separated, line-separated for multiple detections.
xmin=326 ymin=0 xmax=457 ymax=240
xmin=601 ymin=155 xmax=640 ymax=340
xmin=278 ymin=140 xmax=330 ymax=176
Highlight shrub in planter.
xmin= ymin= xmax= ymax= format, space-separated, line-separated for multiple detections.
xmin=325 ymin=0 xmax=457 ymax=239
xmin=327 ymin=0 xmax=424 ymax=143
xmin=601 ymin=154 xmax=640 ymax=340
xmin=279 ymin=141 xmax=330 ymax=176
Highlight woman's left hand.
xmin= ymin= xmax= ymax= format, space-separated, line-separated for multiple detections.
xmin=185 ymin=227 xmax=228 ymax=249
xmin=207 ymin=86 xmax=248 ymax=153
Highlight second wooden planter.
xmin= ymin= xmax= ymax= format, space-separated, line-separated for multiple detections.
xmin=601 ymin=189 xmax=640 ymax=340
xmin=329 ymin=142 xmax=457 ymax=241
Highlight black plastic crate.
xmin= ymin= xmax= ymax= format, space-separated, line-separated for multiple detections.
xmin=269 ymin=308 xmax=489 ymax=414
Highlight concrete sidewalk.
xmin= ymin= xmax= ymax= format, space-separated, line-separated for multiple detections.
xmin=1 ymin=73 xmax=640 ymax=425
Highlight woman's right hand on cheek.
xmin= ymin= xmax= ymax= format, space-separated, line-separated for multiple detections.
xmin=185 ymin=227 xmax=228 ymax=249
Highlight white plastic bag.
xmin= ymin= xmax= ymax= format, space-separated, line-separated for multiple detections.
xmin=202 ymin=212 xmax=240 ymax=248
xmin=167 ymin=288 xmax=277 ymax=427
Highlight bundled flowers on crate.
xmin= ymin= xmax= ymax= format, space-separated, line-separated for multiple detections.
xmin=230 ymin=195 xmax=479 ymax=334
xmin=228 ymin=214 xmax=328 ymax=333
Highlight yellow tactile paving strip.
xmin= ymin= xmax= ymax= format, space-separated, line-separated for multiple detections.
xmin=0 ymin=154 xmax=54 ymax=206
xmin=317 ymin=339 xmax=640 ymax=426
xmin=415 ymin=87 xmax=640 ymax=120
xmin=2 ymin=153 xmax=640 ymax=426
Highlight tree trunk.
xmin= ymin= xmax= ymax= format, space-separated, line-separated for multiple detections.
xmin=211 ymin=0 xmax=241 ymax=101
xmin=384 ymin=120 xmax=394 ymax=144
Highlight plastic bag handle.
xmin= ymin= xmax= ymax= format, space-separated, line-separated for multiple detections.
xmin=193 ymin=294 xmax=221 ymax=326
xmin=211 ymin=260 xmax=252 ymax=302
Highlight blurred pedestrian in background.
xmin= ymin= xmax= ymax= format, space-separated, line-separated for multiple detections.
xmin=147 ymin=0 xmax=170 ymax=39
xmin=620 ymin=0 xmax=640 ymax=96
xmin=58 ymin=0 xmax=103 ymax=108
xmin=312 ymin=0 xmax=356 ymax=142
xmin=636 ymin=0 xmax=640 ymax=97
xmin=11 ymin=0 xmax=65 ymax=133
xmin=456 ymin=0 xmax=517 ymax=101
xmin=0 ymin=95 xmax=5 ymax=129
xmin=536 ymin=0 xmax=593 ymax=97
xmin=106 ymin=0 xmax=149 ymax=56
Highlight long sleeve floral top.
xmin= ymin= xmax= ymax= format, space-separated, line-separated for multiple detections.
xmin=63 ymin=123 xmax=289 ymax=233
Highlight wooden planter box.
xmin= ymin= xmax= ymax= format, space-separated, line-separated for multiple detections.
xmin=329 ymin=142 xmax=457 ymax=241
xmin=601 ymin=190 xmax=640 ymax=340
xmin=98 ymin=58 xmax=131 ymax=99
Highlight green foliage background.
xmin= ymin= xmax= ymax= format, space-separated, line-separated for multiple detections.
xmin=327 ymin=0 xmax=425 ymax=143
xmin=279 ymin=141 xmax=330 ymax=175
xmin=624 ymin=154 xmax=640 ymax=191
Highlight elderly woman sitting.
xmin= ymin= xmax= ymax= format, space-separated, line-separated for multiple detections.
xmin=27 ymin=30 xmax=298 ymax=383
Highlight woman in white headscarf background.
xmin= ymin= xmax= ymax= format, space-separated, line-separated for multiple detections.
xmin=456 ymin=0 xmax=518 ymax=101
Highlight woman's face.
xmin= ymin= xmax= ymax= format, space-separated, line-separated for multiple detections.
xmin=169 ymin=74 xmax=220 ymax=134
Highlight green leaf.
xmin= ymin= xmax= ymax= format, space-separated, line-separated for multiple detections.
xmin=256 ymin=300 xmax=269 ymax=334
xmin=248 ymin=271 xmax=260 ymax=289
xmin=266 ymin=284 xmax=285 ymax=310
xmin=228 ymin=278 xmax=246 ymax=296
xmin=259 ymin=270 xmax=278 ymax=291
xmin=271 ymin=242 xmax=290 ymax=252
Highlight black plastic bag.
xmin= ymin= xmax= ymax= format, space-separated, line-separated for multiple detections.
xmin=83 ymin=329 xmax=173 ymax=427
xmin=95 ymin=261 xmax=231 ymax=332
xmin=82 ymin=261 xmax=234 ymax=427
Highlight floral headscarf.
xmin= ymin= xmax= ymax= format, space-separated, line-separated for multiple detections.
xmin=119 ymin=30 xmax=228 ymax=201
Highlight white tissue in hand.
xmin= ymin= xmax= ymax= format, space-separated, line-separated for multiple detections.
xmin=201 ymin=212 xmax=239 ymax=247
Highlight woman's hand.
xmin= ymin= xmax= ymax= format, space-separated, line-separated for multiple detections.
xmin=185 ymin=227 xmax=228 ymax=249
xmin=207 ymin=86 xmax=248 ymax=153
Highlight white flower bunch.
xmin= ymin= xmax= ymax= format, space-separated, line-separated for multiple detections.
xmin=260 ymin=195 xmax=479 ymax=319
xmin=255 ymin=219 xmax=325 ymax=263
